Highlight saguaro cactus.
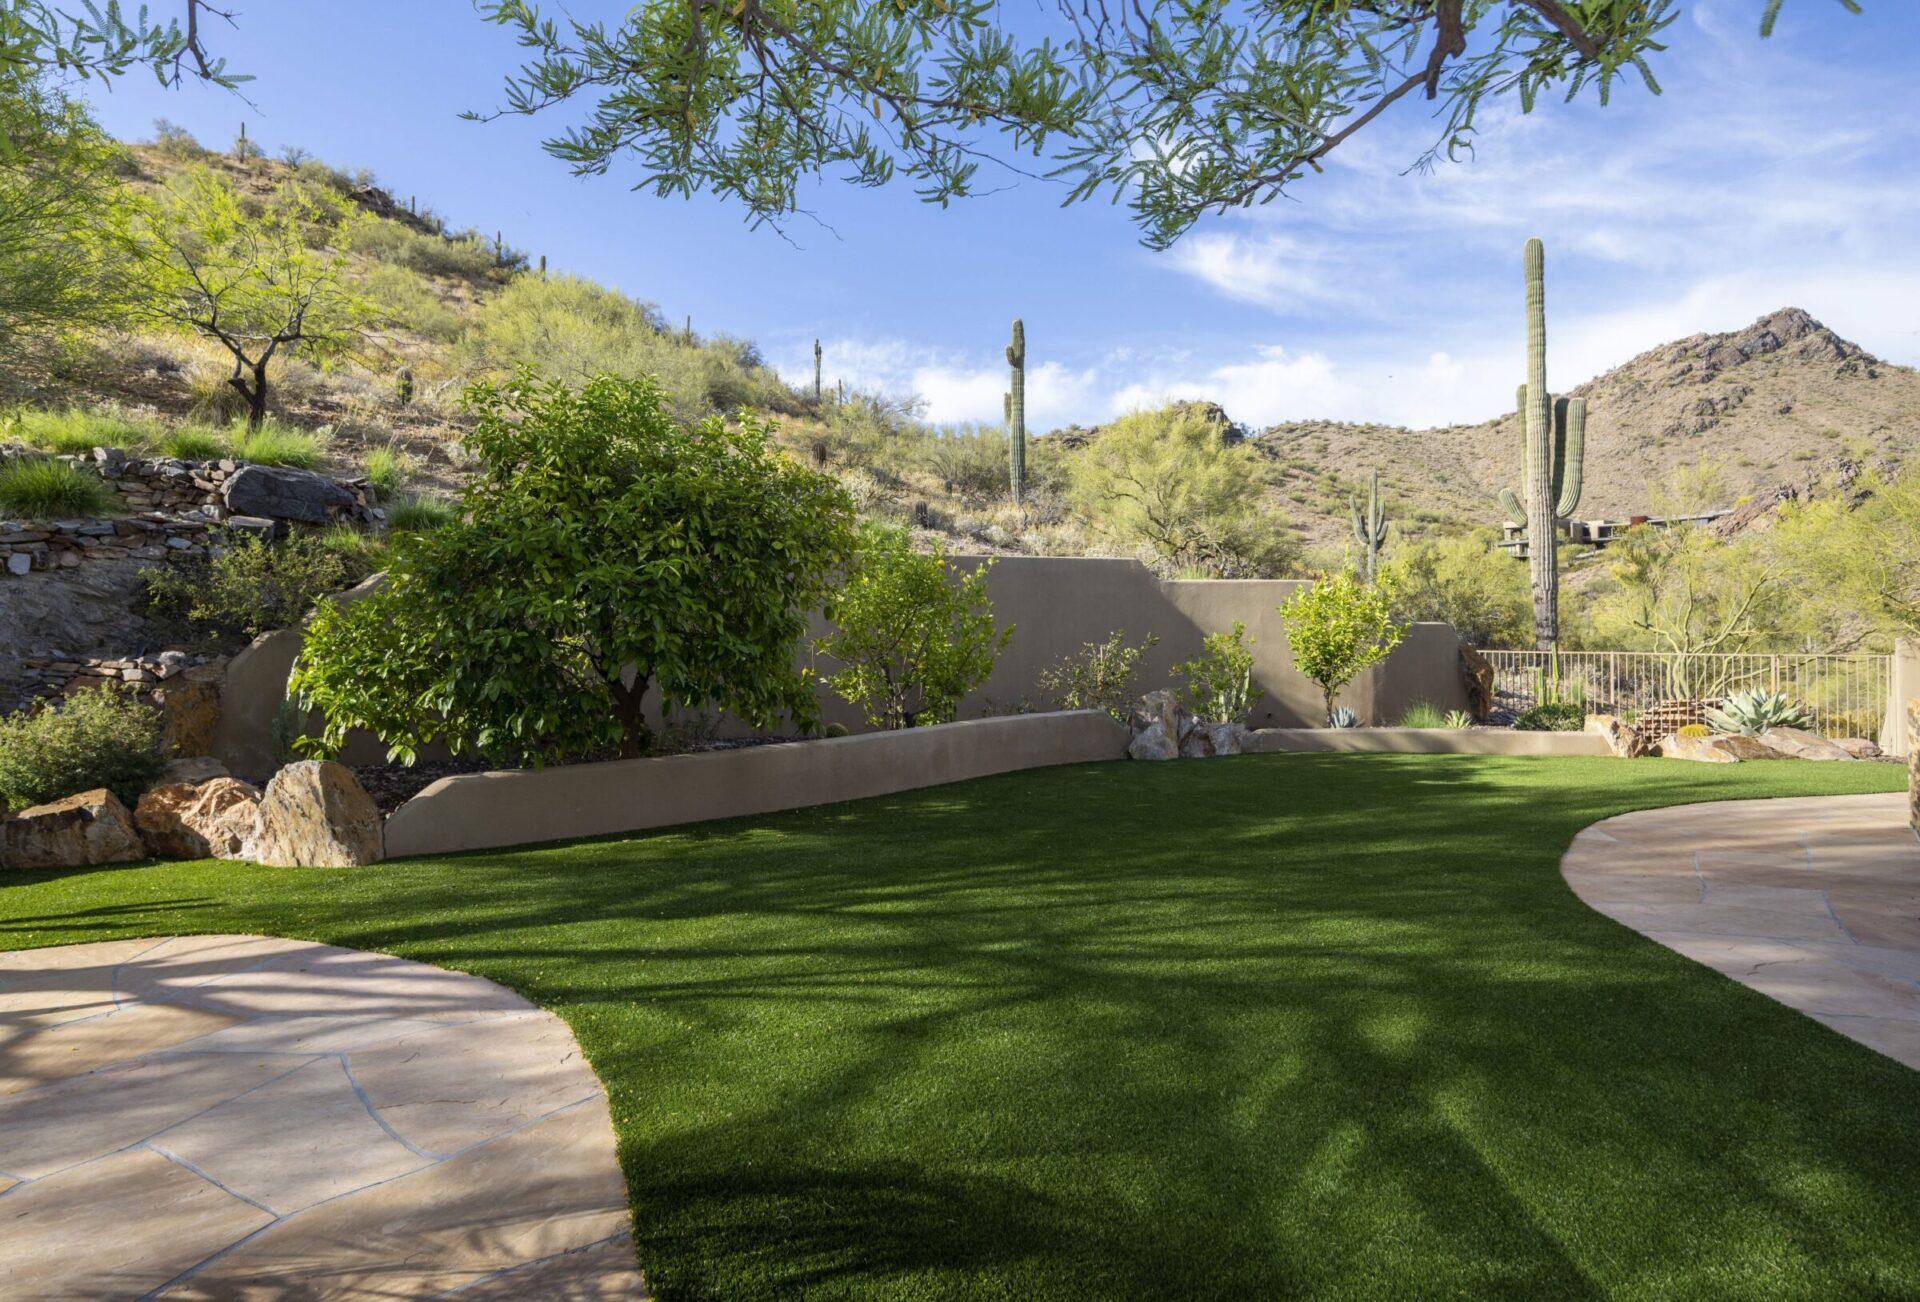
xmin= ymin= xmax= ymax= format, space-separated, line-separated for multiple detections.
xmin=1498 ymin=238 xmax=1586 ymax=649
xmin=813 ymin=338 xmax=823 ymax=403
xmin=395 ymin=366 xmax=414 ymax=406
xmin=1006 ymin=318 xmax=1026 ymax=504
xmin=1350 ymin=468 xmax=1387 ymax=582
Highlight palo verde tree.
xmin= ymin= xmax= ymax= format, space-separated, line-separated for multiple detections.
xmin=0 ymin=2 xmax=245 ymax=104
xmin=292 ymin=372 xmax=860 ymax=763
xmin=475 ymin=1 xmax=1860 ymax=247
xmin=131 ymin=166 xmax=373 ymax=430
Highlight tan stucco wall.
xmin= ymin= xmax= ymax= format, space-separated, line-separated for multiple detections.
xmin=218 ymin=557 xmax=1470 ymax=771
xmin=383 ymin=709 xmax=1130 ymax=858
xmin=1243 ymin=727 xmax=1611 ymax=756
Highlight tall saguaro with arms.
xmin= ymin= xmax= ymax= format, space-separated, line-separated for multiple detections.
xmin=1006 ymin=318 xmax=1027 ymax=505
xmin=1499 ymin=238 xmax=1586 ymax=650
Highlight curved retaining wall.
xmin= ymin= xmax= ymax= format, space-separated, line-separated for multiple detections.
xmin=383 ymin=710 xmax=1131 ymax=858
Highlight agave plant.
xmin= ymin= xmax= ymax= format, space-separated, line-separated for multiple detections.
xmin=1704 ymin=689 xmax=1816 ymax=736
xmin=1329 ymin=705 xmax=1360 ymax=729
xmin=1442 ymin=710 xmax=1472 ymax=730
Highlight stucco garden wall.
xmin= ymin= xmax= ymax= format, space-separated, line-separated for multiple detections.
xmin=383 ymin=710 xmax=1130 ymax=857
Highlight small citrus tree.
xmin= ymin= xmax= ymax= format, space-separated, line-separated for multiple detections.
xmin=1281 ymin=572 xmax=1405 ymax=725
xmin=1172 ymin=622 xmax=1262 ymax=724
xmin=291 ymin=372 xmax=858 ymax=763
xmin=815 ymin=526 xmax=1012 ymax=730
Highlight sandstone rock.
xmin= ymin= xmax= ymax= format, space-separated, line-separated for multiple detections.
xmin=1658 ymin=732 xmax=1775 ymax=763
xmin=1586 ymin=714 xmax=1646 ymax=759
xmin=221 ymin=465 xmax=357 ymax=525
xmin=135 ymin=778 xmax=261 ymax=859
xmin=151 ymin=670 xmax=223 ymax=757
xmin=161 ymin=756 xmax=230 ymax=786
xmin=251 ymin=761 xmax=384 ymax=867
xmin=1831 ymin=737 xmax=1882 ymax=760
xmin=2 ymin=789 xmax=145 ymax=870
xmin=1459 ymin=645 xmax=1495 ymax=722
xmin=1127 ymin=721 xmax=1179 ymax=762
xmin=1755 ymin=727 xmax=1854 ymax=761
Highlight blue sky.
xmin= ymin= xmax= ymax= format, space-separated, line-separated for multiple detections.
xmin=80 ymin=1 xmax=1920 ymax=430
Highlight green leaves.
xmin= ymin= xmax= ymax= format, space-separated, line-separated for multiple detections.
xmin=293 ymin=372 xmax=859 ymax=765
xmin=1172 ymin=622 xmax=1262 ymax=725
xmin=814 ymin=525 xmax=1012 ymax=730
xmin=1281 ymin=569 xmax=1406 ymax=723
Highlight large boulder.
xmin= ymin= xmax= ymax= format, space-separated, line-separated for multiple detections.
xmin=1206 ymin=722 xmax=1248 ymax=757
xmin=1754 ymin=727 xmax=1855 ymax=761
xmin=221 ymin=464 xmax=357 ymax=525
xmin=1459 ymin=645 xmax=1496 ymax=722
xmin=1586 ymin=714 xmax=1646 ymax=759
xmin=160 ymin=756 xmax=230 ymax=787
xmin=1128 ymin=690 xmax=1183 ymax=762
xmin=135 ymin=777 xmax=262 ymax=860
xmin=1128 ymin=722 xmax=1179 ymax=762
xmin=2 ymin=789 xmax=145 ymax=870
xmin=251 ymin=760 xmax=383 ymax=867
xmin=151 ymin=664 xmax=225 ymax=757
xmin=1658 ymin=732 xmax=1776 ymax=763
xmin=1831 ymin=737 xmax=1882 ymax=760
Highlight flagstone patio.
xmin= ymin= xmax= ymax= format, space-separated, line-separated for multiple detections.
xmin=1562 ymin=792 xmax=1920 ymax=1070
xmin=0 ymin=934 xmax=645 ymax=1300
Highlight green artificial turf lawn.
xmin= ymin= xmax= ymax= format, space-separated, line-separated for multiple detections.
xmin=3 ymin=754 xmax=1917 ymax=1299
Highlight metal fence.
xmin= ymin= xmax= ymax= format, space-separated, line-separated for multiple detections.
xmin=1482 ymin=650 xmax=1892 ymax=740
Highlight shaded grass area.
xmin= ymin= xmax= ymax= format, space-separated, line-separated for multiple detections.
xmin=2 ymin=755 xmax=1915 ymax=1299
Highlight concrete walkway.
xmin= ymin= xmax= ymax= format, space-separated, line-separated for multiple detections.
xmin=0 ymin=935 xmax=646 ymax=1300
xmin=1562 ymin=793 xmax=1920 ymax=1070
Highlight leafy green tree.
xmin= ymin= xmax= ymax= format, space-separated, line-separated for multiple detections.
xmin=291 ymin=373 xmax=858 ymax=763
xmin=145 ymin=533 xmax=366 ymax=641
xmin=1067 ymin=404 xmax=1293 ymax=577
xmin=1769 ymin=467 xmax=1920 ymax=652
xmin=815 ymin=526 xmax=1012 ymax=730
xmin=477 ymin=1 xmax=1855 ymax=247
xmin=1038 ymin=630 xmax=1158 ymax=722
xmin=0 ymin=2 xmax=245 ymax=103
xmin=1281 ymin=571 xmax=1406 ymax=725
xmin=1384 ymin=532 xmax=1531 ymax=649
xmin=130 ymin=166 xmax=374 ymax=430
xmin=0 ymin=82 xmax=131 ymax=363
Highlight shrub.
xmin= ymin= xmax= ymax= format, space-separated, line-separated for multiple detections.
xmin=386 ymin=495 xmax=456 ymax=533
xmin=0 ymin=686 xmax=168 ymax=812
xmin=1705 ymin=689 xmax=1816 ymax=736
xmin=362 ymin=263 xmax=465 ymax=342
xmin=1281 ymin=571 xmax=1406 ymax=725
xmin=1398 ymin=700 xmax=1446 ymax=728
xmin=349 ymin=219 xmax=501 ymax=281
xmin=1677 ymin=723 xmax=1712 ymax=739
xmin=151 ymin=118 xmax=202 ymax=158
xmin=363 ymin=442 xmax=414 ymax=499
xmin=231 ymin=421 xmax=328 ymax=470
xmin=8 ymin=406 xmax=151 ymax=455
xmin=1172 ymin=622 xmax=1262 ymax=724
xmin=293 ymin=372 xmax=858 ymax=763
xmin=155 ymin=427 xmax=229 ymax=461
xmin=1038 ymin=631 xmax=1159 ymax=722
xmin=145 ymin=533 xmax=360 ymax=638
xmin=0 ymin=458 xmax=117 ymax=518
xmin=1514 ymin=700 xmax=1585 ymax=732
xmin=816 ymin=526 xmax=1012 ymax=730
xmin=1442 ymin=709 xmax=1472 ymax=730
xmin=922 ymin=428 xmax=1013 ymax=502
xmin=1329 ymin=705 xmax=1360 ymax=729
xmin=1385 ymin=533 xmax=1531 ymax=648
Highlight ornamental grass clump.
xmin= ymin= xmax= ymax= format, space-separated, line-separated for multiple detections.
xmin=0 ymin=458 xmax=117 ymax=519
xmin=0 ymin=686 xmax=167 ymax=812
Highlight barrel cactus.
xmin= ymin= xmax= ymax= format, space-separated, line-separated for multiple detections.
xmin=1498 ymin=239 xmax=1586 ymax=650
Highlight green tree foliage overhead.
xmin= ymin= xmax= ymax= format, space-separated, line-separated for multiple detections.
xmin=291 ymin=372 xmax=858 ymax=764
xmin=815 ymin=526 xmax=1012 ymax=730
xmin=0 ymin=1 xmax=245 ymax=104
xmin=129 ymin=166 xmax=374 ymax=430
xmin=1067 ymin=404 xmax=1294 ymax=577
xmin=0 ymin=82 xmax=130 ymax=363
xmin=476 ymin=1 xmax=1858 ymax=247
xmin=1281 ymin=570 xmax=1406 ymax=725
xmin=1385 ymin=532 xmax=1531 ymax=649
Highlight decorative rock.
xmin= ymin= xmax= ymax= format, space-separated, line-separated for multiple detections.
xmin=135 ymin=778 xmax=262 ymax=859
xmin=1127 ymin=721 xmax=1179 ymax=762
xmin=1586 ymin=714 xmax=1646 ymax=759
xmin=2 ymin=789 xmax=145 ymax=870
xmin=1206 ymin=722 xmax=1247 ymax=756
xmin=161 ymin=756 xmax=230 ymax=786
xmin=1658 ymin=732 xmax=1775 ymax=763
xmin=151 ymin=671 xmax=224 ymax=757
xmin=1129 ymin=689 xmax=1181 ymax=738
xmin=1179 ymin=727 xmax=1216 ymax=760
xmin=221 ymin=465 xmax=357 ymax=525
xmin=1831 ymin=737 xmax=1882 ymax=760
xmin=6 ymin=553 xmax=29 ymax=576
xmin=224 ymin=514 xmax=280 ymax=541
xmin=1755 ymin=727 xmax=1855 ymax=761
xmin=1459 ymin=645 xmax=1496 ymax=722
xmin=251 ymin=761 xmax=384 ymax=867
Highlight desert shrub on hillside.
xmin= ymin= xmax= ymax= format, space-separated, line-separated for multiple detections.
xmin=7 ymin=406 xmax=151 ymax=455
xmin=361 ymin=263 xmax=465 ymax=342
xmin=921 ymin=427 xmax=1012 ymax=502
xmin=150 ymin=118 xmax=202 ymax=158
xmin=350 ymin=219 xmax=502 ymax=281
xmin=145 ymin=533 xmax=365 ymax=639
xmin=1068 ymin=404 xmax=1296 ymax=578
xmin=0 ymin=686 xmax=168 ymax=812
xmin=1384 ymin=533 xmax=1530 ymax=649
xmin=363 ymin=442 xmax=414 ymax=498
xmin=229 ymin=419 xmax=329 ymax=469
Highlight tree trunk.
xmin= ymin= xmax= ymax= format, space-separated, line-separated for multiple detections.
xmin=228 ymin=363 xmax=269 ymax=432
xmin=608 ymin=676 xmax=653 ymax=759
